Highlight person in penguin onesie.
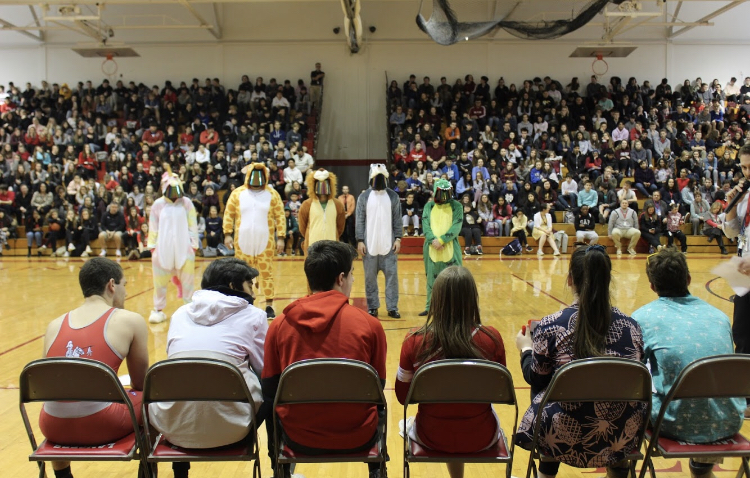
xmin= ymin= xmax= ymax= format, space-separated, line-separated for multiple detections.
xmin=355 ymin=163 xmax=402 ymax=318
xmin=420 ymin=179 xmax=463 ymax=316
xmin=148 ymin=168 xmax=200 ymax=324
xmin=298 ymin=168 xmax=346 ymax=250
xmin=223 ymin=163 xmax=286 ymax=318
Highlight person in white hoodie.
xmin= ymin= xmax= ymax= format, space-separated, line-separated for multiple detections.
xmin=149 ymin=258 xmax=268 ymax=478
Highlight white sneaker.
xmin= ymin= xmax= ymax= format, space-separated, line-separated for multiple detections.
xmin=50 ymin=252 xmax=56 ymax=257
xmin=116 ymin=249 xmax=122 ymax=257
xmin=63 ymin=251 xmax=70 ymax=258
xmin=85 ymin=246 xmax=92 ymax=254
xmin=40 ymin=244 xmax=47 ymax=250
xmin=99 ymin=249 xmax=107 ymax=257
xmin=68 ymin=243 xmax=76 ymax=251
xmin=553 ymin=251 xmax=561 ymax=256
xmin=81 ymin=251 xmax=89 ymax=258
xmin=628 ymin=249 xmax=637 ymax=256
xmin=616 ymin=250 xmax=622 ymax=257
xmin=148 ymin=310 xmax=168 ymax=324
xmin=537 ymin=250 xmax=545 ymax=256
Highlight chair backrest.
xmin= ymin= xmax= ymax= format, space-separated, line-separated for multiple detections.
xmin=143 ymin=358 xmax=254 ymax=403
xmin=666 ymin=354 xmax=750 ymax=401
xmin=541 ymin=357 xmax=652 ymax=404
xmin=274 ymin=358 xmax=384 ymax=406
xmin=20 ymin=357 xmax=130 ymax=404
xmin=405 ymin=359 xmax=516 ymax=405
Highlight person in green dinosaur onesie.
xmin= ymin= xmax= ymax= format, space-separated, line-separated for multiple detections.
xmin=419 ymin=179 xmax=463 ymax=316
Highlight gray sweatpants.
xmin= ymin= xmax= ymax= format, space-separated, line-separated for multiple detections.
xmin=363 ymin=250 xmax=399 ymax=311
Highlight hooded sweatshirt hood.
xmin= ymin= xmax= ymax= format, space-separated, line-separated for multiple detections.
xmin=281 ymin=290 xmax=349 ymax=332
xmin=185 ymin=289 xmax=250 ymax=326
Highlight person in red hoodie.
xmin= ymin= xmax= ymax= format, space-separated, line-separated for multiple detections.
xmin=262 ymin=240 xmax=387 ymax=478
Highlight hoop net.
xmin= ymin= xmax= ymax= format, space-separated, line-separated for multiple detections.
xmin=101 ymin=54 xmax=118 ymax=80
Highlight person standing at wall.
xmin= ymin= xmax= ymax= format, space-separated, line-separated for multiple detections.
xmin=309 ymin=62 xmax=325 ymax=111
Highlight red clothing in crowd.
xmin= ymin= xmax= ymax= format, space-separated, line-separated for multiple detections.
xmin=78 ymin=151 xmax=96 ymax=171
xmin=262 ymin=290 xmax=387 ymax=451
xmin=142 ymin=129 xmax=164 ymax=146
xmin=199 ymin=129 xmax=219 ymax=146
xmin=395 ymin=326 xmax=506 ymax=453
xmin=407 ymin=150 xmax=426 ymax=164
xmin=676 ymin=177 xmax=690 ymax=191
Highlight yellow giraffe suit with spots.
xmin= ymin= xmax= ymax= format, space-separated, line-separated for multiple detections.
xmin=222 ymin=164 xmax=286 ymax=300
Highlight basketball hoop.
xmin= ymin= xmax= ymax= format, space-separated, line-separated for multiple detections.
xmin=101 ymin=53 xmax=118 ymax=80
xmin=592 ymin=54 xmax=609 ymax=77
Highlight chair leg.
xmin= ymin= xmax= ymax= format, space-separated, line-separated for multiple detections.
xmin=37 ymin=461 xmax=45 ymax=478
xmin=404 ymin=461 xmax=409 ymax=478
xmin=737 ymin=457 xmax=750 ymax=478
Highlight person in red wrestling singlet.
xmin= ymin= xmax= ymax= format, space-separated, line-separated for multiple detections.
xmin=396 ymin=266 xmax=505 ymax=478
xmin=39 ymin=257 xmax=149 ymax=478
xmin=395 ymin=266 xmax=506 ymax=478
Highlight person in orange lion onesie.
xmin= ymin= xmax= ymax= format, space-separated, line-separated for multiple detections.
xmin=298 ymin=168 xmax=346 ymax=250
xmin=223 ymin=163 xmax=286 ymax=318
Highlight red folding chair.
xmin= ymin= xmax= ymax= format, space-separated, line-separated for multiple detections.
xmin=639 ymin=354 xmax=750 ymax=478
xmin=402 ymin=359 xmax=518 ymax=478
xmin=19 ymin=357 xmax=149 ymax=478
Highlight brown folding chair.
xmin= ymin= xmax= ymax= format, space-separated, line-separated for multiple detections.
xmin=525 ymin=357 xmax=653 ymax=478
xmin=141 ymin=358 xmax=261 ymax=478
xmin=402 ymin=359 xmax=518 ymax=478
xmin=272 ymin=358 xmax=388 ymax=478
xmin=639 ymin=354 xmax=750 ymax=478
xmin=19 ymin=357 xmax=150 ymax=478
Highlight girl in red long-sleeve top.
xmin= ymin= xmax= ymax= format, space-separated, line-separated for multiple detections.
xmin=78 ymin=144 xmax=97 ymax=179
xmin=395 ymin=266 xmax=505 ymax=478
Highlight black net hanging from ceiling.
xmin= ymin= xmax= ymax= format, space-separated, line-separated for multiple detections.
xmin=416 ymin=0 xmax=626 ymax=45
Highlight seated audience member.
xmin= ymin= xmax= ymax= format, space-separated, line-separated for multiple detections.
xmin=514 ymin=245 xmax=646 ymax=478
xmin=666 ymin=202 xmax=688 ymax=253
xmin=574 ymin=204 xmax=598 ymax=245
xmin=560 ymin=174 xmax=578 ymax=210
xmin=617 ymin=180 xmax=639 ymax=212
xmin=149 ymin=258 xmax=267 ymax=478
xmin=0 ymin=208 xmax=15 ymax=253
xmin=511 ymin=209 xmax=533 ymax=252
xmin=634 ymin=161 xmax=658 ymax=198
xmin=577 ymin=181 xmax=598 ymax=218
xmin=639 ymin=201 xmax=664 ymax=253
xmin=704 ymin=202 xmax=729 ymax=255
xmin=492 ymin=196 xmax=513 ymax=236
xmin=532 ymin=203 xmax=560 ymax=256
xmin=402 ymin=192 xmax=421 ymax=236
xmin=39 ymin=258 xmax=149 ymax=478
xmin=98 ymin=202 xmax=126 ymax=257
xmin=690 ymin=191 xmax=710 ymax=236
xmin=461 ymin=201 xmax=483 ymax=255
xmin=608 ymin=199 xmax=641 ymax=256
xmin=396 ymin=266 xmax=505 ymax=478
xmin=597 ymin=182 xmax=618 ymax=225
xmin=261 ymin=240 xmax=386 ymax=478
xmin=25 ymin=208 xmax=44 ymax=257
xmin=44 ymin=209 xmax=65 ymax=254
xmin=283 ymin=206 xmax=302 ymax=256
xmin=632 ymin=249 xmax=744 ymax=478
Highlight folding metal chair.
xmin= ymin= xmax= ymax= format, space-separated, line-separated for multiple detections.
xmin=524 ymin=357 xmax=653 ymax=478
xmin=639 ymin=354 xmax=750 ymax=478
xmin=272 ymin=358 xmax=388 ymax=478
xmin=19 ymin=357 xmax=149 ymax=478
xmin=402 ymin=359 xmax=518 ymax=478
xmin=141 ymin=358 xmax=262 ymax=478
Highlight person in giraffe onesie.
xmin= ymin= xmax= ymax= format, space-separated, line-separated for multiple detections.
xmin=298 ymin=168 xmax=346 ymax=250
xmin=419 ymin=179 xmax=463 ymax=316
xmin=148 ymin=170 xmax=200 ymax=324
xmin=223 ymin=163 xmax=286 ymax=318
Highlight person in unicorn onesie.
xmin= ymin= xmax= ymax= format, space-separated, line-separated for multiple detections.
xmin=147 ymin=168 xmax=199 ymax=324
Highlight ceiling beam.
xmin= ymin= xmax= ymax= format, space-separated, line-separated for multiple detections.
xmin=0 ymin=17 xmax=42 ymax=41
xmin=28 ymin=5 xmax=44 ymax=41
xmin=176 ymin=0 xmax=220 ymax=38
xmin=669 ymin=0 xmax=747 ymax=38
xmin=668 ymin=0 xmax=683 ymax=37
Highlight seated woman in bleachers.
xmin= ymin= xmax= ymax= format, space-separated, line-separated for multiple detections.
xmin=532 ymin=203 xmax=560 ymax=256
xmin=639 ymin=201 xmax=664 ymax=253
xmin=514 ymin=245 xmax=647 ymax=478
xmin=396 ymin=266 xmax=505 ymax=478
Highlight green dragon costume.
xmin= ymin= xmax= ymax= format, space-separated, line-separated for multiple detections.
xmin=421 ymin=179 xmax=463 ymax=314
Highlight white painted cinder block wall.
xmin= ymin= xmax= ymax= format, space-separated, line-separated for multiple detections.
xmin=1 ymin=41 xmax=748 ymax=160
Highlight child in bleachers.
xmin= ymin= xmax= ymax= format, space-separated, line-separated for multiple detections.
xmin=666 ymin=202 xmax=688 ymax=253
xmin=283 ymin=206 xmax=302 ymax=256
xmin=402 ymin=192 xmax=421 ymax=236
xmin=205 ymin=205 xmax=223 ymax=250
xmin=286 ymin=192 xmax=302 ymax=218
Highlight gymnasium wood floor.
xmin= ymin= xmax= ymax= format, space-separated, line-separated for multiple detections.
xmin=1 ymin=252 xmax=748 ymax=478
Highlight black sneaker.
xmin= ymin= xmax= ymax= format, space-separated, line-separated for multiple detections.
xmin=368 ymin=309 xmax=378 ymax=317
xmin=418 ymin=310 xmax=428 ymax=316
xmin=265 ymin=306 xmax=276 ymax=319
xmin=388 ymin=310 xmax=401 ymax=318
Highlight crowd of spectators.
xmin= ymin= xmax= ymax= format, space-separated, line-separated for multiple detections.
xmin=0 ymin=68 xmax=323 ymax=257
xmin=387 ymin=73 xmax=750 ymax=253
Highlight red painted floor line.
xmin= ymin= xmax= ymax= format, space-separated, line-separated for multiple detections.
xmin=510 ymin=273 xmax=570 ymax=307
xmin=0 ymin=334 xmax=44 ymax=357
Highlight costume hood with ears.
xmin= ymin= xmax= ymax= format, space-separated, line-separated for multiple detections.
xmin=369 ymin=163 xmax=388 ymax=190
xmin=306 ymin=168 xmax=338 ymax=200
xmin=160 ymin=166 xmax=184 ymax=201
xmin=433 ymin=179 xmax=453 ymax=204
xmin=243 ymin=162 xmax=270 ymax=189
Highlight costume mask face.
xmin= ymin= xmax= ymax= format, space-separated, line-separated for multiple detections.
xmin=434 ymin=179 xmax=452 ymax=204
xmin=161 ymin=171 xmax=184 ymax=201
xmin=315 ymin=179 xmax=332 ymax=196
xmin=369 ymin=163 xmax=389 ymax=191
xmin=248 ymin=169 xmax=266 ymax=189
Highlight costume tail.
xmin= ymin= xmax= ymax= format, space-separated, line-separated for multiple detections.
xmin=172 ymin=276 xmax=183 ymax=299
